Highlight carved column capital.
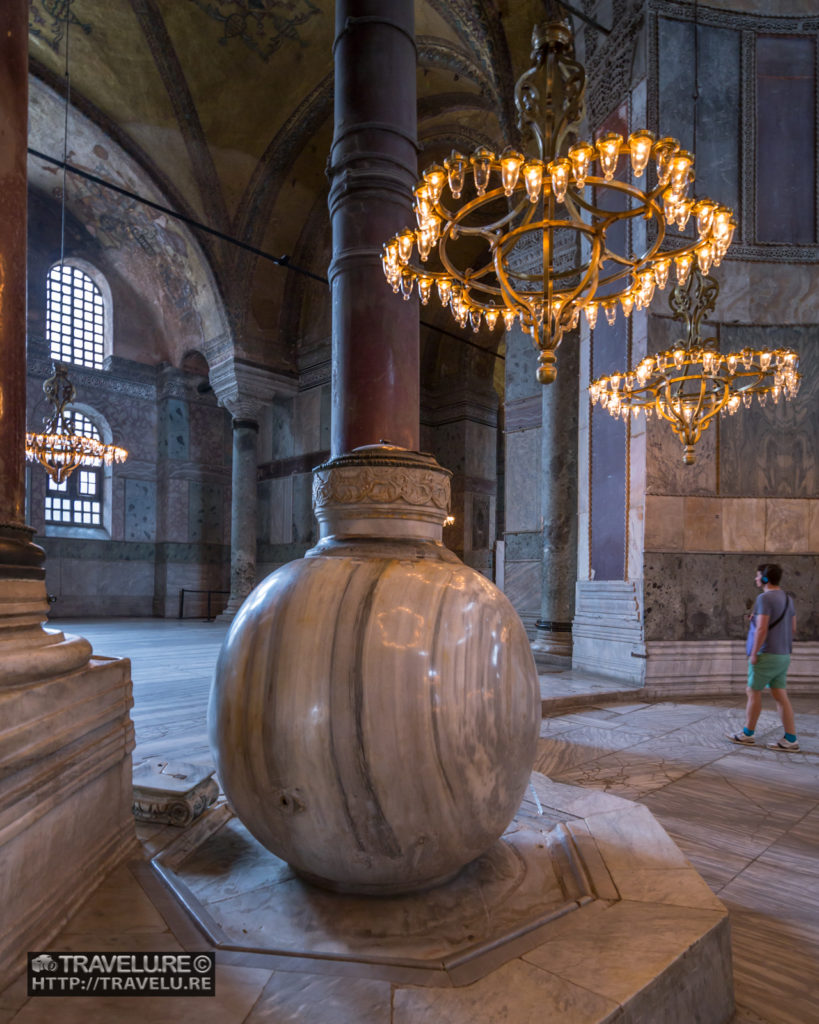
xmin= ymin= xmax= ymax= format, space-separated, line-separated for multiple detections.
xmin=209 ymin=358 xmax=297 ymax=422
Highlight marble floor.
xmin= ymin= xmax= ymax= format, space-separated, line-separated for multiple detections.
xmin=2 ymin=618 xmax=817 ymax=1023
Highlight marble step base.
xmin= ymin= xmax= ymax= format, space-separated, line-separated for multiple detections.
xmin=148 ymin=773 xmax=734 ymax=1023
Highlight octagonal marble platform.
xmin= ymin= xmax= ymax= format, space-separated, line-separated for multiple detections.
xmin=151 ymin=773 xmax=734 ymax=1022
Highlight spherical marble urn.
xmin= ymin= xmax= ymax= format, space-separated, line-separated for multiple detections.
xmin=209 ymin=446 xmax=540 ymax=894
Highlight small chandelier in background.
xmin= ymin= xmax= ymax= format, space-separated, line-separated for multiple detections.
xmin=589 ymin=269 xmax=801 ymax=464
xmin=26 ymin=364 xmax=128 ymax=484
xmin=380 ymin=11 xmax=735 ymax=386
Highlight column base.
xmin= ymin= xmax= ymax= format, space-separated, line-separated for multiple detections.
xmin=0 ymin=577 xmax=91 ymax=686
xmin=531 ymin=620 xmax=573 ymax=664
xmin=132 ymin=760 xmax=219 ymax=827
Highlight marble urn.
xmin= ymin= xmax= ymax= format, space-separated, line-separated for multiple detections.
xmin=209 ymin=445 xmax=540 ymax=894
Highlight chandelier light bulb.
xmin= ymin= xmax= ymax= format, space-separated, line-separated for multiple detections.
xmin=694 ymin=199 xmax=716 ymax=238
xmin=423 ymin=164 xmax=447 ymax=205
xmin=470 ymin=147 xmax=495 ymax=196
xmin=548 ymin=158 xmax=572 ymax=203
xmin=596 ymin=132 xmax=623 ymax=180
xmin=604 ymin=300 xmax=617 ymax=326
xmin=668 ymin=150 xmax=694 ymax=194
xmin=675 ymin=253 xmax=693 ymax=286
xmin=417 ymin=276 xmax=433 ymax=305
xmin=568 ymin=140 xmax=595 ymax=187
xmin=444 ymin=151 xmax=466 ymax=198
xmin=654 ymin=137 xmax=680 ymax=185
xmin=502 ymin=307 xmax=516 ymax=330
xmin=585 ymin=303 xmax=598 ymax=330
xmin=397 ymin=229 xmax=415 ymax=265
xmin=437 ymin=276 xmax=452 ymax=305
xmin=522 ymin=159 xmax=544 ymax=202
xmin=400 ymin=270 xmax=414 ymax=300
xmin=500 ymin=148 xmax=524 ymax=196
xmin=697 ymin=242 xmax=714 ymax=275
xmin=485 ymin=307 xmax=500 ymax=330
xmin=628 ymin=130 xmax=655 ymax=177
xmin=653 ymin=258 xmax=671 ymax=290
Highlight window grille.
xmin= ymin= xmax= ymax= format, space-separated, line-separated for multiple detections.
xmin=44 ymin=412 xmax=103 ymax=527
xmin=47 ymin=265 xmax=105 ymax=369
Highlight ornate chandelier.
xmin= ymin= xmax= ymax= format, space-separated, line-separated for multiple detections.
xmin=589 ymin=269 xmax=801 ymax=464
xmin=381 ymin=13 xmax=735 ymax=385
xmin=26 ymin=364 xmax=128 ymax=484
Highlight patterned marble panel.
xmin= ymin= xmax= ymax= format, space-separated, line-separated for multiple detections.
xmin=269 ymin=395 xmax=295 ymax=460
xmin=188 ymin=482 xmax=225 ymax=544
xmin=293 ymin=387 xmax=322 ymax=455
xmin=721 ymin=497 xmax=766 ymax=552
xmin=765 ymin=498 xmax=810 ymax=553
xmin=189 ymin=399 xmax=230 ymax=467
xmin=644 ymin=495 xmax=684 ymax=551
xmin=683 ymin=497 xmax=723 ymax=551
xmin=718 ymin=263 xmax=819 ymax=326
xmin=267 ymin=477 xmax=294 ymax=545
xmin=158 ymin=398 xmax=189 ymax=460
xmin=504 ymin=559 xmax=540 ymax=619
xmin=809 ymin=500 xmax=819 ymax=552
xmin=719 ymin=325 xmax=818 ymax=498
xmin=627 ymin=506 xmax=644 ymax=581
xmin=124 ymin=478 xmax=156 ymax=542
xmin=646 ymin=413 xmax=717 ymax=497
xmin=505 ymin=428 xmax=541 ymax=534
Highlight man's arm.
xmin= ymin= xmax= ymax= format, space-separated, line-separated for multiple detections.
xmin=750 ymin=614 xmax=769 ymax=664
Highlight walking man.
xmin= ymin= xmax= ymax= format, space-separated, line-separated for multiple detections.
xmin=729 ymin=563 xmax=799 ymax=751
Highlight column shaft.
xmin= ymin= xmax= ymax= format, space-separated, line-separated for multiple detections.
xmin=328 ymin=0 xmax=419 ymax=455
xmin=0 ymin=0 xmax=40 ymax=576
xmin=534 ymin=336 xmax=579 ymax=659
xmin=224 ymin=420 xmax=260 ymax=614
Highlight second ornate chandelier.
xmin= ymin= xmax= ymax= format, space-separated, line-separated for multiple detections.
xmin=381 ymin=10 xmax=735 ymax=385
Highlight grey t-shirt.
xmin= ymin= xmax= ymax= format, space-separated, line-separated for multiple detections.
xmin=753 ymin=590 xmax=795 ymax=654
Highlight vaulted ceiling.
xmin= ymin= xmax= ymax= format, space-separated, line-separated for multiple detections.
xmin=25 ymin=0 xmax=564 ymax=372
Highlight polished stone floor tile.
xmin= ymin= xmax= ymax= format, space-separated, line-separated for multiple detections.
xmin=8 ymin=965 xmax=272 ymax=1024
xmin=393 ymin=957 xmax=621 ymax=1024
xmin=245 ymin=971 xmax=392 ymax=1024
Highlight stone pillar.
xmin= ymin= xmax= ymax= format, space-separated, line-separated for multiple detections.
xmin=327 ymin=0 xmax=419 ymax=454
xmin=0 ymin=0 xmax=43 ymax=584
xmin=224 ymin=418 xmax=260 ymax=615
xmin=532 ymin=335 xmax=579 ymax=662
xmin=209 ymin=357 xmax=296 ymax=617
xmin=0 ymin=2 xmax=135 ymax=986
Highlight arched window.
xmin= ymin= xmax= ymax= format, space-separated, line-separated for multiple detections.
xmin=44 ymin=411 xmax=103 ymax=527
xmin=47 ymin=263 xmax=106 ymax=369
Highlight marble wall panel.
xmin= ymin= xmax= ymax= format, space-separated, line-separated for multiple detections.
xmin=683 ymin=497 xmax=723 ymax=551
xmin=627 ymin=506 xmax=644 ymax=581
xmin=161 ymin=477 xmax=190 ymax=544
xmin=809 ymin=501 xmax=819 ymax=551
xmin=721 ymin=497 xmax=766 ymax=552
xmin=111 ymin=475 xmax=126 ymax=541
xmin=765 ymin=498 xmax=811 ymax=553
xmin=505 ymin=428 xmax=541 ymax=534
xmin=292 ymin=472 xmax=316 ymax=546
xmin=717 ymin=263 xmax=819 ymax=325
xmin=465 ymin=420 xmax=497 ymax=480
xmin=188 ymin=399 xmax=229 ymax=466
xmin=56 ymin=557 xmax=154 ymax=599
xmin=505 ymin=325 xmax=540 ymax=403
xmin=645 ymin=495 xmax=684 ymax=551
xmin=124 ymin=479 xmax=156 ymax=542
xmin=293 ymin=388 xmax=322 ymax=456
xmin=503 ymin=559 xmax=540 ymax=632
xmin=158 ymin=399 xmax=189 ymax=460
xmin=265 ymin=477 xmax=294 ymax=545
xmin=719 ymin=325 xmax=818 ymax=497
xmin=188 ymin=482 xmax=224 ymax=544
xmin=646 ymin=414 xmax=717 ymax=496
xmin=629 ymin=425 xmax=647 ymax=508
xmin=644 ymin=553 xmax=819 ymax=642
xmin=643 ymin=553 xmax=685 ymax=641
xmin=319 ymin=383 xmax=331 ymax=452
xmin=577 ymin=511 xmax=590 ymax=580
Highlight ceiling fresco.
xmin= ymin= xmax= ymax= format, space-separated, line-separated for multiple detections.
xmin=26 ymin=0 xmax=550 ymax=371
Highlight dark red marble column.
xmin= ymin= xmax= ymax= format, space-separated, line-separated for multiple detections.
xmin=0 ymin=0 xmax=43 ymax=578
xmin=328 ymin=0 xmax=419 ymax=455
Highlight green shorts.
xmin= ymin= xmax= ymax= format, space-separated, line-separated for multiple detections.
xmin=748 ymin=653 xmax=791 ymax=691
